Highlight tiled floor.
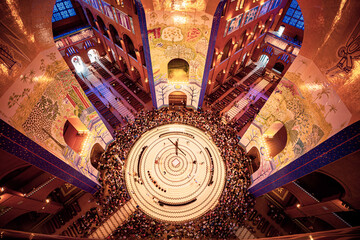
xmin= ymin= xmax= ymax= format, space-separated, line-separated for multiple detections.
xmin=125 ymin=124 xmax=226 ymax=223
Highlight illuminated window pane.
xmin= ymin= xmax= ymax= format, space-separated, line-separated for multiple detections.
xmin=282 ymin=0 xmax=304 ymax=30
xmin=52 ymin=0 xmax=76 ymax=23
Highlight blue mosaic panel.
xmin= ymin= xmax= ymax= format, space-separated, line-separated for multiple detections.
xmin=282 ymin=0 xmax=304 ymax=30
xmin=244 ymin=6 xmax=259 ymax=26
xmin=52 ymin=0 xmax=77 ymax=22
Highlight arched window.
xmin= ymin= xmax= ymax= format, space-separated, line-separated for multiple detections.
xmin=96 ymin=16 xmax=109 ymax=38
xmin=123 ymin=34 xmax=136 ymax=59
xmin=109 ymin=24 xmax=122 ymax=48
xmin=63 ymin=117 xmax=89 ymax=153
xmin=168 ymin=58 xmax=189 ymax=83
xmin=258 ymin=54 xmax=270 ymax=67
xmin=87 ymin=49 xmax=100 ymax=63
xmin=221 ymin=39 xmax=232 ymax=62
xmin=86 ymin=9 xmax=97 ymax=30
xmin=71 ymin=55 xmax=85 ymax=73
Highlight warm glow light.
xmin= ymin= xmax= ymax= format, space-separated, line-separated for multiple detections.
xmin=145 ymin=78 xmax=148 ymax=83
xmin=45 ymin=199 xmax=50 ymax=203
xmin=173 ymin=15 xmax=187 ymax=24
xmin=296 ymin=203 xmax=301 ymax=208
xmin=0 ymin=187 xmax=4 ymax=192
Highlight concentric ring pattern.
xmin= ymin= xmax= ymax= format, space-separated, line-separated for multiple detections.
xmin=125 ymin=124 xmax=226 ymax=223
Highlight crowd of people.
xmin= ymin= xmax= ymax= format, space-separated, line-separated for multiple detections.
xmin=86 ymin=107 xmax=255 ymax=239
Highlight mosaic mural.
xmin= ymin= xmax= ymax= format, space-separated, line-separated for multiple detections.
xmin=0 ymin=0 xmax=112 ymax=183
xmin=241 ymin=0 xmax=360 ymax=190
xmin=146 ymin=8 xmax=213 ymax=108
xmin=241 ymin=55 xmax=352 ymax=186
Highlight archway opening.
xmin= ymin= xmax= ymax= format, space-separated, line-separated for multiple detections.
xmin=71 ymin=55 xmax=86 ymax=73
xmin=85 ymin=8 xmax=97 ymax=30
xmin=87 ymin=49 xmax=100 ymax=63
xmin=248 ymin=146 xmax=261 ymax=174
xmin=168 ymin=58 xmax=189 ymax=84
xmin=109 ymin=24 xmax=122 ymax=48
xmin=296 ymin=172 xmax=345 ymax=201
xmin=273 ymin=62 xmax=285 ymax=74
xmin=239 ymin=31 xmax=247 ymax=49
xmin=90 ymin=143 xmax=105 ymax=169
xmin=263 ymin=122 xmax=287 ymax=158
xmin=132 ymin=66 xmax=141 ymax=83
xmin=258 ymin=54 xmax=270 ymax=67
xmin=229 ymin=61 xmax=237 ymax=75
xmin=123 ymin=34 xmax=136 ymax=59
xmin=63 ymin=117 xmax=89 ymax=154
xmin=221 ymin=39 xmax=232 ymax=62
xmin=96 ymin=16 xmax=109 ymax=38
xmin=169 ymin=91 xmax=187 ymax=110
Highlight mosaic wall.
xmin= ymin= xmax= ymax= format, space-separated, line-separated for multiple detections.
xmin=145 ymin=7 xmax=213 ymax=108
xmin=241 ymin=55 xmax=352 ymax=186
xmin=240 ymin=0 xmax=360 ymax=189
xmin=0 ymin=0 xmax=112 ymax=183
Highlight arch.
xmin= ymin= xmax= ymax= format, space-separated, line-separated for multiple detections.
xmin=221 ymin=39 xmax=232 ymax=62
xmin=248 ymin=146 xmax=261 ymax=173
xmin=123 ymin=34 xmax=136 ymax=59
xmin=296 ymin=171 xmax=345 ymax=201
xmin=273 ymin=62 xmax=285 ymax=73
xmin=96 ymin=16 xmax=109 ymax=38
xmin=132 ymin=66 xmax=141 ymax=83
xmin=87 ymin=49 xmax=100 ymax=63
xmin=63 ymin=117 xmax=89 ymax=154
xmin=215 ymin=71 xmax=223 ymax=83
xmin=263 ymin=121 xmax=287 ymax=158
xmin=277 ymin=24 xmax=285 ymax=37
xmin=241 ymin=52 xmax=247 ymax=66
xmin=258 ymin=54 xmax=270 ymax=67
xmin=90 ymin=143 xmax=104 ymax=169
xmin=85 ymin=8 xmax=97 ymax=30
xmin=239 ymin=31 xmax=247 ymax=49
xmin=261 ymin=20 xmax=269 ymax=35
xmin=168 ymin=58 xmax=189 ymax=83
xmin=71 ymin=55 xmax=85 ymax=73
xmin=109 ymin=24 xmax=122 ymax=48
xmin=229 ymin=60 xmax=237 ymax=75
xmin=169 ymin=91 xmax=187 ymax=110
xmin=120 ymin=56 xmax=129 ymax=74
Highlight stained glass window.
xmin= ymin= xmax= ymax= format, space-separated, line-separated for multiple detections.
xmin=52 ymin=0 xmax=77 ymax=22
xmin=282 ymin=0 xmax=304 ymax=30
